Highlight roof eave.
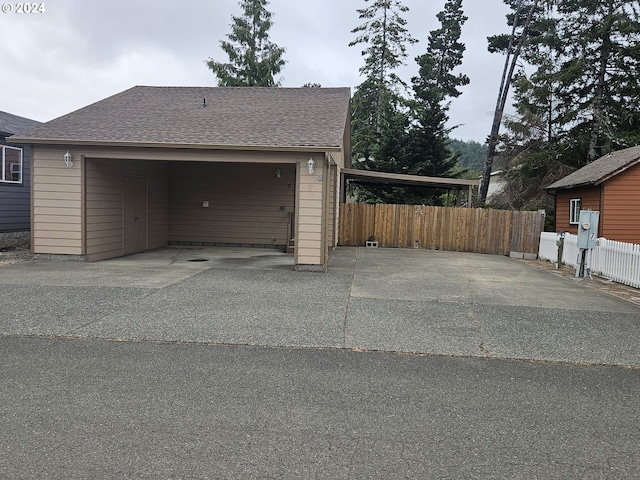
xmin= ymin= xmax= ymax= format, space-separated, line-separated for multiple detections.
xmin=595 ymin=157 xmax=640 ymax=186
xmin=546 ymin=155 xmax=640 ymax=192
xmin=342 ymin=168 xmax=479 ymax=188
xmin=545 ymin=181 xmax=594 ymax=192
xmin=8 ymin=138 xmax=343 ymax=153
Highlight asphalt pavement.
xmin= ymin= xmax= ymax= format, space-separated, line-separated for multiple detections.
xmin=1 ymin=336 xmax=639 ymax=479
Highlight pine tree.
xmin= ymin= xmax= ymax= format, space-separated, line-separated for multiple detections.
xmin=350 ymin=0 xmax=418 ymax=91
xmin=478 ymin=0 xmax=541 ymax=204
xmin=350 ymin=0 xmax=472 ymax=205
xmin=206 ymin=0 xmax=286 ymax=87
xmin=349 ymin=0 xmax=417 ymax=165
xmin=409 ymin=0 xmax=469 ymax=182
xmin=487 ymin=0 xmax=640 ymax=226
xmin=554 ymin=0 xmax=640 ymax=162
xmin=349 ymin=0 xmax=419 ymax=203
xmin=497 ymin=0 xmax=640 ymax=164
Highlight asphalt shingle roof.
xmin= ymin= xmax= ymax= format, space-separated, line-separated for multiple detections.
xmin=11 ymin=86 xmax=351 ymax=150
xmin=546 ymin=145 xmax=640 ymax=190
xmin=0 ymin=111 xmax=42 ymax=137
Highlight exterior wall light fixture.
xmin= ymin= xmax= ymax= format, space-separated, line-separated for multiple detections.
xmin=307 ymin=158 xmax=315 ymax=175
xmin=63 ymin=151 xmax=73 ymax=168
xmin=275 ymin=168 xmax=281 ymax=178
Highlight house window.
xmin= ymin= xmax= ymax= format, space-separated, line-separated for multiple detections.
xmin=1 ymin=146 xmax=23 ymax=184
xmin=569 ymin=198 xmax=581 ymax=224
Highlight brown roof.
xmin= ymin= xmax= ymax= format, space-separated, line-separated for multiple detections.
xmin=546 ymin=145 xmax=640 ymax=191
xmin=11 ymin=86 xmax=351 ymax=150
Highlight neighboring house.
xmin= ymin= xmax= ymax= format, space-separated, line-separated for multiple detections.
xmin=485 ymin=169 xmax=506 ymax=201
xmin=11 ymin=86 xmax=351 ymax=271
xmin=546 ymin=145 xmax=640 ymax=243
xmin=0 ymin=111 xmax=42 ymax=232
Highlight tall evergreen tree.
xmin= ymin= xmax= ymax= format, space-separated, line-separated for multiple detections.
xmin=349 ymin=0 xmax=417 ymax=169
xmin=478 ymin=0 xmax=541 ymax=204
xmin=487 ymin=0 xmax=640 ymax=227
xmin=349 ymin=0 xmax=420 ymax=203
xmin=206 ymin=0 xmax=286 ymax=87
xmin=554 ymin=0 xmax=640 ymax=161
xmin=497 ymin=0 xmax=640 ymax=163
xmin=350 ymin=0 xmax=418 ymax=92
xmin=409 ymin=0 xmax=469 ymax=182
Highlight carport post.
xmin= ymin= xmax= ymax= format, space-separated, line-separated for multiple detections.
xmin=294 ymin=154 xmax=327 ymax=272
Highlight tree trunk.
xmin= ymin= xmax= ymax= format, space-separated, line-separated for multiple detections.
xmin=587 ymin=11 xmax=612 ymax=163
xmin=478 ymin=0 xmax=540 ymax=205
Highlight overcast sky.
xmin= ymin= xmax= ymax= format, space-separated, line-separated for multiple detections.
xmin=1 ymin=0 xmax=512 ymax=142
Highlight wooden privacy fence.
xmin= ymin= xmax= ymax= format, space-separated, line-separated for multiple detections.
xmin=338 ymin=204 xmax=545 ymax=256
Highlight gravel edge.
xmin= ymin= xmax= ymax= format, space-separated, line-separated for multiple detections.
xmin=0 ymin=231 xmax=32 ymax=266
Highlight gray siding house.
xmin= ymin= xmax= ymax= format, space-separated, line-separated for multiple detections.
xmin=12 ymin=86 xmax=351 ymax=271
xmin=0 ymin=111 xmax=42 ymax=232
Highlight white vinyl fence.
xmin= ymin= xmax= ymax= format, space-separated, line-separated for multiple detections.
xmin=538 ymin=232 xmax=640 ymax=289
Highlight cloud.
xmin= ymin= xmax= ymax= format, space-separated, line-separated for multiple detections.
xmin=0 ymin=0 xmax=513 ymax=141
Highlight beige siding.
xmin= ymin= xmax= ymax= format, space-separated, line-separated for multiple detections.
xmin=32 ymin=147 xmax=83 ymax=255
xmin=64 ymin=147 xmax=305 ymax=164
xmin=295 ymin=154 xmax=326 ymax=266
xmin=32 ymin=145 xmax=333 ymax=266
xmin=168 ymin=162 xmax=295 ymax=247
xmin=85 ymin=159 xmax=168 ymax=261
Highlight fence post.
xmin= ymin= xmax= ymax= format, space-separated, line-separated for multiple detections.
xmin=556 ymin=231 xmax=565 ymax=268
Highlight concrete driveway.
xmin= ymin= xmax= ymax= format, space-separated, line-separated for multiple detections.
xmin=1 ymin=246 xmax=639 ymax=366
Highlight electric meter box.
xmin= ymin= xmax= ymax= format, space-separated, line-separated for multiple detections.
xmin=577 ymin=210 xmax=599 ymax=249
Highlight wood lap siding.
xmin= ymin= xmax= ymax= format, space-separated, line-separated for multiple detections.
xmin=32 ymin=148 xmax=83 ymax=254
xmin=0 ymin=144 xmax=31 ymax=232
xmin=168 ymin=162 xmax=295 ymax=248
xmin=85 ymin=162 xmax=124 ymax=259
xmin=296 ymin=156 xmax=324 ymax=265
xmin=147 ymin=164 xmax=169 ymax=250
xmin=85 ymin=159 xmax=168 ymax=261
xmin=32 ymin=146 xmax=330 ymax=264
xmin=602 ymin=163 xmax=640 ymax=243
xmin=555 ymin=186 xmax=602 ymax=235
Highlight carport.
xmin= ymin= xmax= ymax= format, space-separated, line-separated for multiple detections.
xmin=81 ymin=151 xmax=301 ymax=260
xmin=12 ymin=86 xmax=352 ymax=271
xmin=341 ymin=168 xmax=479 ymax=206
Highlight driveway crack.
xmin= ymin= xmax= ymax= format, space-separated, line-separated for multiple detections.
xmin=342 ymin=247 xmax=360 ymax=348
xmin=468 ymin=308 xmax=491 ymax=357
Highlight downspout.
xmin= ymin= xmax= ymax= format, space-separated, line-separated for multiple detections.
xmin=599 ymin=183 xmax=604 ymax=238
xmin=81 ymin=154 xmax=87 ymax=256
xmin=29 ymin=144 xmax=34 ymax=254
xmin=322 ymin=153 xmax=330 ymax=272
xmin=327 ymin=153 xmax=339 ymax=251
xmin=551 ymin=189 xmax=558 ymax=233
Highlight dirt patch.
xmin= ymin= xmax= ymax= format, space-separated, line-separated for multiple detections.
xmin=0 ymin=231 xmax=32 ymax=266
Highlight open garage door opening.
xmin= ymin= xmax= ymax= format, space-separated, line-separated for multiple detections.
xmin=168 ymin=162 xmax=296 ymax=251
